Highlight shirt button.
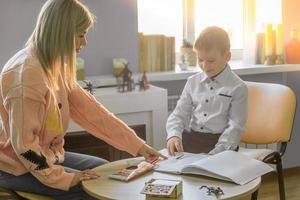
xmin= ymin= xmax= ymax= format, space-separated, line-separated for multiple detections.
xmin=210 ymin=87 xmax=213 ymax=90
xmin=204 ymin=113 xmax=207 ymax=117
xmin=205 ymin=99 xmax=209 ymax=103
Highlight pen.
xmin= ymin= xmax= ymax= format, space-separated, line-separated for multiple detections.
xmin=150 ymin=158 xmax=161 ymax=165
xmin=175 ymin=153 xmax=184 ymax=159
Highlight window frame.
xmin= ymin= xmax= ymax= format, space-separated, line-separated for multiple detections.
xmin=183 ymin=0 xmax=244 ymax=60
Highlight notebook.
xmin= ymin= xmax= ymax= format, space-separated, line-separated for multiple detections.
xmin=154 ymin=150 xmax=274 ymax=185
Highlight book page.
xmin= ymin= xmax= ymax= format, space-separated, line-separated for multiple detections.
xmin=182 ymin=165 xmax=231 ymax=182
xmin=183 ymin=151 xmax=274 ymax=185
xmin=154 ymin=152 xmax=207 ymax=174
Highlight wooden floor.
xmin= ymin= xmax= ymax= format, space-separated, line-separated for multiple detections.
xmin=237 ymin=167 xmax=300 ymax=200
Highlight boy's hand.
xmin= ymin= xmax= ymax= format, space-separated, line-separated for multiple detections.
xmin=167 ymin=137 xmax=183 ymax=156
xmin=208 ymin=145 xmax=226 ymax=155
xmin=209 ymin=144 xmax=239 ymax=155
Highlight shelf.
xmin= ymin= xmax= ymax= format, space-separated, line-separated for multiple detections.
xmin=67 ymin=85 xmax=168 ymax=149
xmin=81 ymin=62 xmax=300 ymax=88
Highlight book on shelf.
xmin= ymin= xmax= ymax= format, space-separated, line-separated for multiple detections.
xmin=138 ymin=33 xmax=175 ymax=73
xmin=155 ymin=150 xmax=274 ymax=185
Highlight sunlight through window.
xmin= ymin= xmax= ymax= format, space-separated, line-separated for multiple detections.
xmin=256 ymin=0 xmax=282 ymax=31
xmin=195 ymin=0 xmax=243 ymax=49
xmin=137 ymin=0 xmax=282 ymax=54
xmin=138 ymin=0 xmax=183 ymax=51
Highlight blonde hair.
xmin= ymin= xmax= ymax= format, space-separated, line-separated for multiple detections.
xmin=26 ymin=0 xmax=94 ymax=90
xmin=194 ymin=26 xmax=230 ymax=54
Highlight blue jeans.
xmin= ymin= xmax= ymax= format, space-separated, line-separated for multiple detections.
xmin=0 ymin=152 xmax=108 ymax=200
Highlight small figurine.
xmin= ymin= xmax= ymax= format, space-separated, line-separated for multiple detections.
xmin=139 ymin=71 xmax=149 ymax=91
xmin=199 ymin=185 xmax=224 ymax=198
xmin=117 ymin=62 xmax=133 ymax=92
xmin=82 ymin=80 xmax=94 ymax=95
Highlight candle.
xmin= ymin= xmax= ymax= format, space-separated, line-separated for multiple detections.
xmin=276 ymin=24 xmax=283 ymax=55
xmin=265 ymin=24 xmax=273 ymax=56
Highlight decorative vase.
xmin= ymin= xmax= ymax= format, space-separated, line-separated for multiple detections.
xmin=180 ymin=47 xmax=197 ymax=66
xmin=285 ymin=29 xmax=300 ymax=64
xmin=113 ymin=58 xmax=127 ymax=77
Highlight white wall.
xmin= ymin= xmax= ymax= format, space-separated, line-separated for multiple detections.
xmin=0 ymin=0 xmax=139 ymax=76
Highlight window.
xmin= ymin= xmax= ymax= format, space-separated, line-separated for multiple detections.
xmin=138 ymin=0 xmax=243 ymax=54
xmin=137 ymin=0 xmax=282 ymax=60
xmin=194 ymin=0 xmax=243 ymax=49
xmin=255 ymin=0 xmax=282 ymax=31
xmin=137 ymin=0 xmax=183 ymax=52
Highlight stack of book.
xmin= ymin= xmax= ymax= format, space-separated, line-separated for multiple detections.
xmin=138 ymin=33 xmax=175 ymax=73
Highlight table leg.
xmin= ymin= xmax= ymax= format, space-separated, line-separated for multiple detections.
xmin=251 ymin=189 xmax=259 ymax=200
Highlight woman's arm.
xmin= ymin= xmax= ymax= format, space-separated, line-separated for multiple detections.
xmin=68 ymin=83 xmax=145 ymax=156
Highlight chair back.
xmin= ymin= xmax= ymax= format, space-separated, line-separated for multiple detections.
xmin=241 ymin=81 xmax=296 ymax=144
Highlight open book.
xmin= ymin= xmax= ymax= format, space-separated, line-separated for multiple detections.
xmin=154 ymin=150 xmax=274 ymax=185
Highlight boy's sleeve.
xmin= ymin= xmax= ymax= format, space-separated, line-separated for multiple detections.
xmin=68 ymin=83 xmax=144 ymax=156
xmin=166 ymin=80 xmax=193 ymax=140
xmin=211 ymin=83 xmax=248 ymax=154
xmin=5 ymin=85 xmax=74 ymax=191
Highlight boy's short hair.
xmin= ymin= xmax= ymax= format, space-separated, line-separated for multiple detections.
xmin=193 ymin=26 xmax=230 ymax=54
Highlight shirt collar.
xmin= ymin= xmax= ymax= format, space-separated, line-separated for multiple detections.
xmin=199 ymin=64 xmax=231 ymax=84
xmin=199 ymin=73 xmax=209 ymax=83
xmin=212 ymin=64 xmax=231 ymax=84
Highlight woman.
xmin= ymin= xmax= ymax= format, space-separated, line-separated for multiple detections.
xmin=0 ymin=0 xmax=162 ymax=199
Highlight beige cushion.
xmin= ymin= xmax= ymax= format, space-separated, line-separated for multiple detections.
xmin=238 ymin=147 xmax=274 ymax=161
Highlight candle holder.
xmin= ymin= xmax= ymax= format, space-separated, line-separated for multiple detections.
xmin=275 ymin=55 xmax=284 ymax=65
xmin=264 ymin=55 xmax=275 ymax=65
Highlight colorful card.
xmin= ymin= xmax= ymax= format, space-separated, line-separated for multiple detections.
xmin=141 ymin=178 xmax=182 ymax=198
xmin=109 ymin=161 xmax=154 ymax=181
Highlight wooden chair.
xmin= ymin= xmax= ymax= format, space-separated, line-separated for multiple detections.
xmin=0 ymin=187 xmax=53 ymax=200
xmin=15 ymin=191 xmax=53 ymax=200
xmin=0 ymin=122 xmax=54 ymax=200
xmin=239 ymin=81 xmax=297 ymax=200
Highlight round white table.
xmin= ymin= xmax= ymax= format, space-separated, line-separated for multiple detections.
xmin=82 ymin=157 xmax=261 ymax=200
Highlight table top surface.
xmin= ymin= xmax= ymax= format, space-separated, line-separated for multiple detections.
xmin=82 ymin=157 xmax=261 ymax=200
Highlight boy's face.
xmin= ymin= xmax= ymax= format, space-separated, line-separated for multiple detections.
xmin=196 ymin=48 xmax=231 ymax=78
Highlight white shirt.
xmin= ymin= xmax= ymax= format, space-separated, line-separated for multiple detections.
xmin=166 ymin=65 xmax=248 ymax=150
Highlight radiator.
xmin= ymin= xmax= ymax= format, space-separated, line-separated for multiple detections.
xmin=168 ymin=95 xmax=180 ymax=115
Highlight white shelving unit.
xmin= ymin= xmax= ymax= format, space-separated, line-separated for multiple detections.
xmin=68 ymin=85 xmax=168 ymax=149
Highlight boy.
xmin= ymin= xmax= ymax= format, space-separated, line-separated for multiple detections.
xmin=166 ymin=26 xmax=247 ymax=156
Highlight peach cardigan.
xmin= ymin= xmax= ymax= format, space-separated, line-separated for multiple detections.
xmin=0 ymin=48 xmax=144 ymax=190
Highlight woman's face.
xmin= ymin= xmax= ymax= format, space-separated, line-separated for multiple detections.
xmin=75 ymin=29 xmax=88 ymax=53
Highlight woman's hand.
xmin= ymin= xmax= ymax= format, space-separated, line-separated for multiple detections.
xmin=138 ymin=143 xmax=167 ymax=162
xmin=70 ymin=169 xmax=100 ymax=187
xmin=167 ymin=137 xmax=183 ymax=156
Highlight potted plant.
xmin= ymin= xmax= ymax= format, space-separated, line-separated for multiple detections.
xmin=180 ymin=39 xmax=197 ymax=66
